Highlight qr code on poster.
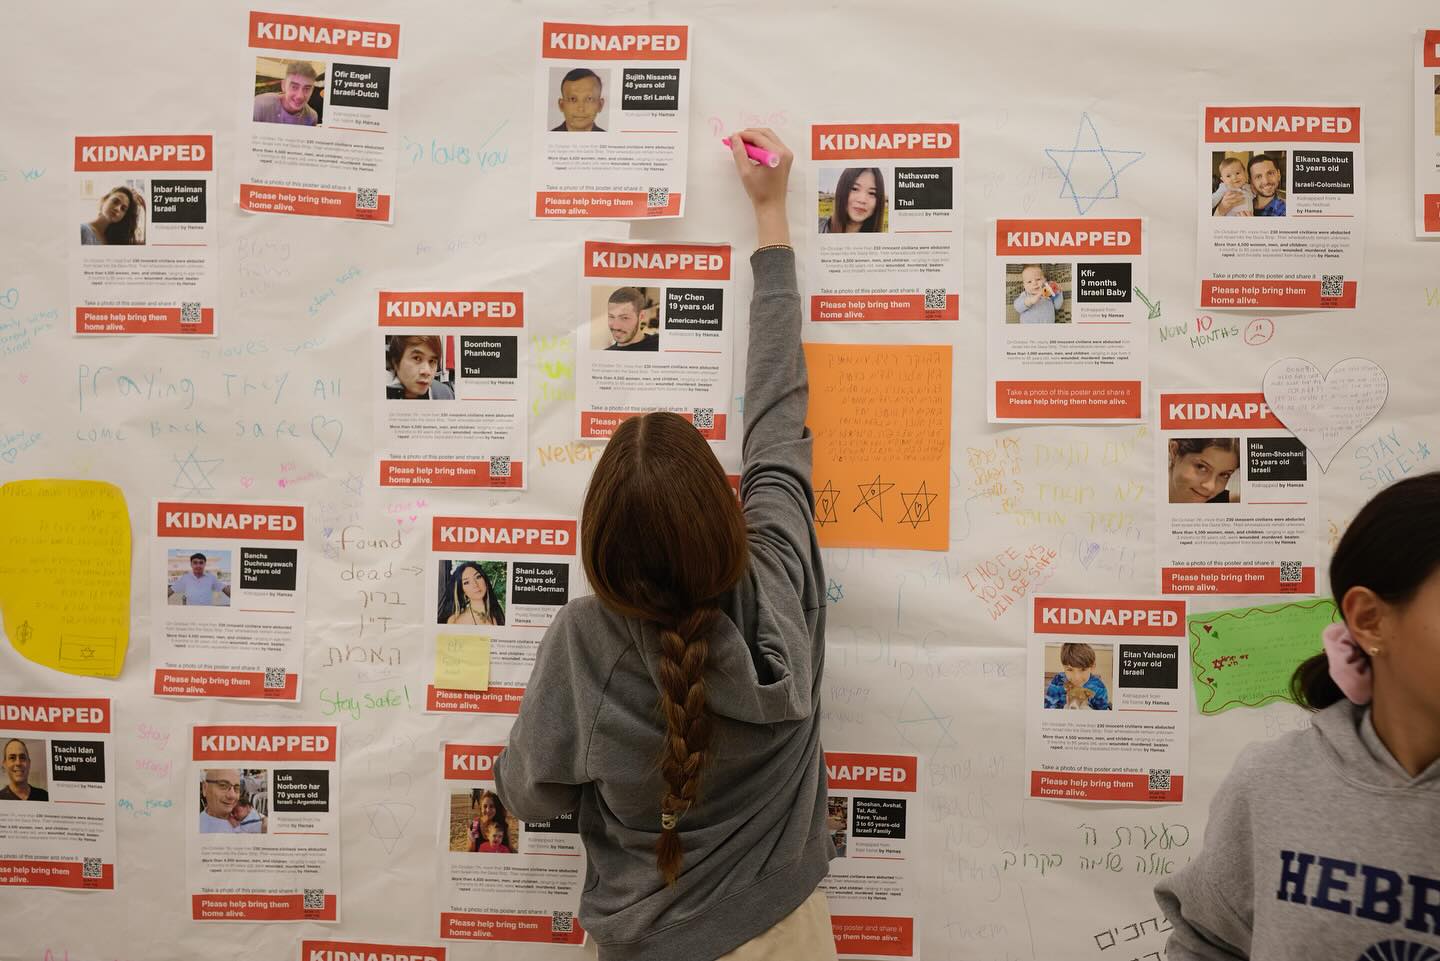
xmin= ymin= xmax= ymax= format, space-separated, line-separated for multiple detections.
xmin=551 ymin=911 xmax=574 ymax=934
xmin=304 ymin=888 xmax=325 ymax=910
xmin=356 ymin=187 xmax=379 ymax=210
xmin=82 ymin=858 xmax=102 ymax=879
xmin=1280 ymin=560 xmax=1303 ymax=583
xmin=180 ymin=302 xmax=201 ymax=325
xmin=1148 ymin=769 xmax=1172 ymax=792
xmin=263 ymin=667 xmax=286 ymax=690
xmin=924 ymin=288 xmax=946 ymax=310
xmin=647 ymin=187 xmax=669 ymax=209
xmin=489 ymin=456 xmax=511 ymax=478
xmin=1321 ymin=275 xmax=1344 ymax=298
xmin=692 ymin=408 xmax=714 ymax=430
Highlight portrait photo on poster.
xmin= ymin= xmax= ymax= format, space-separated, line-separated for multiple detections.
xmin=1167 ymin=437 xmax=1242 ymax=504
xmin=197 ymin=768 xmax=268 ymax=834
xmin=253 ymin=56 xmax=326 ymax=127
xmin=1209 ymin=150 xmax=1287 ymax=217
xmin=449 ymin=788 xmax=520 ymax=853
xmin=826 ymin=796 xmax=848 ymax=857
xmin=817 ymin=166 xmax=889 ymax=234
xmin=383 ymin=334 xmax=456 ymax=400
xmin=548 ymin=66 xmax=609 ymax=133
xmin=1041 ymin=642 xmax=1114 ymax=711
xmin=436 ymin=559 xmax=508 ymax=626
xmin=166 ymin=549 xmax=232 ymax=606
xmin=1434 ymin=74 xmax=1440 ymax=135
xmin=1004 ymin=262 xmax=1072 ymax=324
xmin=1 ymin=736 xmax=49 ymax=801
xmin=589 ymin=285 xmax=661 ymax=352
xmin=79 ymin=179 xmax=146 ymax=247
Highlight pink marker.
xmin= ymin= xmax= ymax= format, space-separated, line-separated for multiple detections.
xmin=723 ymin=137 xmax=780 ymax=169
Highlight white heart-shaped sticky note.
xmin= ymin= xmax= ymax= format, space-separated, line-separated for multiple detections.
xmin=1262 ymin=358 xmax=1388 ymax=472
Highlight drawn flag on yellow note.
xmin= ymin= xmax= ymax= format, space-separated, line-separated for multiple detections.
xmin=804 ymin=343 xmax=951 ymax=550
xmin=0 ymin=479 xmax=130 ymax=676
xmin=434 ymin=633 xmax=491 ymax=691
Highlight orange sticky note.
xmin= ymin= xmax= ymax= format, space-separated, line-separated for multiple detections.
xmin=803 ymin=343 xmax=951 ymax=550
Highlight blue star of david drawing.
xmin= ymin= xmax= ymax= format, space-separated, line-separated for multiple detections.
xmin=825 ymin=579 xmax=844 ymax=604
xmin=1044 ymin=113 xmax=1145 ymax=215
xmin=171 ymin=447 xmax=222 ymax=498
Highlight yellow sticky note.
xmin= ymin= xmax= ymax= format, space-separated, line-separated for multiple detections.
xmin=434 ymin=633 xmax=490 ymax=691
xmin=0 ymin=479 xmax=131 ymax=677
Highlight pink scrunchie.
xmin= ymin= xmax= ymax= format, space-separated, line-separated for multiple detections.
xmin=1322 ymin=622 xmax=1373 ymax=705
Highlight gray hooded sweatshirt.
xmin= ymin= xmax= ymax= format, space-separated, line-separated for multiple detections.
xmin=1155 ymin=700 xmax=1440 ymax=958
xmin=495 ymin=247 xmax=833 ymax=961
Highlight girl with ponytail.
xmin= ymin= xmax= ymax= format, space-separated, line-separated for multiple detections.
xmin=496 ymin=130 xmax=838 ymax=961
xmin=1157 ymin=472 xmax=1440 ymax=958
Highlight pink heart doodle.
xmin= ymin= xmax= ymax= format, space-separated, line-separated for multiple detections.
xmin=240 ymin=476 xmax=255 ymax=488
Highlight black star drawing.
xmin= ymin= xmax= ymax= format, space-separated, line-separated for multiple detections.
xmin=171 ymin=447 xmax=222 ymax=498
xmin=814 ymin=480 xmax=840 ymax=526
xmin=899 ymin=481 xmax=939 ymax=529
xmin=854 ymin=475 xmax=894 ymax=521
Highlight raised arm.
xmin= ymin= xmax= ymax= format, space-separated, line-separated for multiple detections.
xmin=726 ymin=130 xmax=814 ymax=572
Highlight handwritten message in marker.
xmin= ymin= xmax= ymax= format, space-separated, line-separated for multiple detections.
xmin=804 ymin=343 xmax=951 ymax=550
xmin=1187 ymin=598 xmax=1338 ymax=714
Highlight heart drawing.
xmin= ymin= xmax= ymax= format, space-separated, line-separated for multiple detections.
xmin=311 ymin=416 xmax=344 ymax=457
xmin=1262 ymin=357 xmax=1388 ymax=472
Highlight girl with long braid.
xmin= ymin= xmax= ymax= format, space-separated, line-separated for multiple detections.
xmin=496 ymin=130 xmax=837 ymax=961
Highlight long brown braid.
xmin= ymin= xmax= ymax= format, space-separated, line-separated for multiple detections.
xmin=654 ymin=605 xmax=717 ymax=880
xmin=581 ymin=412 xmax=748 ymax=885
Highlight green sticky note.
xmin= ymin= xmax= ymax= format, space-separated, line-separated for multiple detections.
xmin=1187 ymin=599 xmax=1339 ymax=714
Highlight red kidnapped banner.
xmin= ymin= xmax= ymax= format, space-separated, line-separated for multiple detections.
xmin=1033 ymin=597 xmax=1186 ymax=637
xmin=995 ymin=218 xmax=1142 ymax=255
xmin=249 ymin=11 xmax=399 ymax=58
xmin=812 ymin=123 xmax=959 ymax=160
xmin=156 ymin=502 xmax=304 ymax=540
xmin=1204 ymin=106 xmax=1360 ymax=143
xmin=542 ymin=22 xmax=687 ymax=60
xmin=378 ymin=292 xmax=524 ymax=327
xmin=583 ymin=241 xmax=729 ymax=279
xmin=75 ymin=135 xmax=213 ymax=172
xmin=825 ymin=753 xmax=917 ymax=792
xmin=0 ymin=696 xmax=109 ymax=733
xmin=1158 ymin=392 xmax=1282 ymax=430
xmin=431 ymin=517 xmax=575 ymax=555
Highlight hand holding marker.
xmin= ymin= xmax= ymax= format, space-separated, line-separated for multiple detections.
xmin=722 ymin=136 xmax=781 ymax=168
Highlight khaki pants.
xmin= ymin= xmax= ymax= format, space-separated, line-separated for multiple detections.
xmin=717 ymin=888 xmax=838 ymax=961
